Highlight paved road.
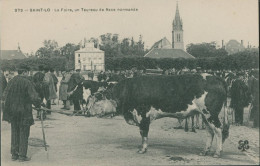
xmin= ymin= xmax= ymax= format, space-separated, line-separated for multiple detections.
xmin=1 ymin=107 xmax=258 ymax=166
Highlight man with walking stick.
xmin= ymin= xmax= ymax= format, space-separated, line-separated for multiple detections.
xmin=2 ymin=66 xmax=41 ymax=162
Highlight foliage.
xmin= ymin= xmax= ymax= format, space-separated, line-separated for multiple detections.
xmin=186 ymin=42 xmax=228 ymax=58
xmin=1 ymin=50 xmax=258 ymax=72
xmin=104 ymin=50 xmax=258 ymax=71
xmin=99 ymin=33 xmax=146 ymax=57
xmin=60 ymin=43 xmax=80 ymax=62
xmin=0 ymin=57 xmax=67 ymax=71
xmin=36 ymin=40 xmax=61 ymax=57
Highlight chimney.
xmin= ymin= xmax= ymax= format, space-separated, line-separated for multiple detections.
xmin=248 ymin=42 xmax=250 ymax=48
xmin=17 ymin=43 xmax=21 ymax=52
xmin=97 ymin=41 xmax=100 ymax=49
xmin=241 ymin=40 xmax=244 ymax=47
xmin=222 ymin=40 xmax=224 ymax=49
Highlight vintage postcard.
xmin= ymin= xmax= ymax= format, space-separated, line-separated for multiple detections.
xmin=1 ymin=0 xmax=259 ymax=165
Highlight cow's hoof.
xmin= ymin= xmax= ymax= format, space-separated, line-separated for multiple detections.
xmin=137 ymin=148 xmax=147 ymax=154
xmin=199 ymin=150 xmax=209 ymax=156
xmin=213 ymin=153 xmax=220 ymax=158
xmin=213 ymin=151 xmax=222 ymax=158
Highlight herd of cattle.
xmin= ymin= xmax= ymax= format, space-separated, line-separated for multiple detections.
xmin=79 ymin=70 xmax=258 ymax=158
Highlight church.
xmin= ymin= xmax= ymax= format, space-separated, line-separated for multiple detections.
xmin=145 ymin=3 xmax=194 ymax=59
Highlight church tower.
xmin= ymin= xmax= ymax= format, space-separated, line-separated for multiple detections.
xmin=172 ymin=2 xmax=184 ymax=50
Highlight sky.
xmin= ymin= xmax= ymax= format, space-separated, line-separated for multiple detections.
xmin=0 ymin=0 xmax=259 ymax=54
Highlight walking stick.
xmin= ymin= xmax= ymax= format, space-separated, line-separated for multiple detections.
xmin=40 ymin=110 xmax=48 ymax=151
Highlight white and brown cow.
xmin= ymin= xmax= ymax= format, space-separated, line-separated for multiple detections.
xmin=87 ymin=74 xmax=230 ymax=158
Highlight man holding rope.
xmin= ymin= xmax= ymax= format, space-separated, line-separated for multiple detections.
xmin=2 ymin=66 xmax=41 ymax=162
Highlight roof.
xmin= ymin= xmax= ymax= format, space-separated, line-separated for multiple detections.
xmin=144 ymin=48 xmax=195 ymax=59
xmin=0 ymin=50 xmax=27 ymax=60
xmin=75 ymin=47 xmax=104 ymax=53
xmin=226 ymin=40 xmax=244 ymax=48
xmin=75 ymin=42 xmax=104 ymax=53
xmin=150 ymin=37 xmax=171 ymax=50
xmin=225 ymin=40 xmax=245 ymax=54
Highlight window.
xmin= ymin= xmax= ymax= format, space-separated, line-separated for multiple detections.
xmin=78 ymin=54 xmax=80 ymax=57
xmin=78 ymin=60 xmax=81 ymax=63
xmin=176 ymin=34 xmax=181 ymax=42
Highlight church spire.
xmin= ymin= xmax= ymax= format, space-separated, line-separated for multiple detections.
xmin=172 ymin=2 xmax=184 ymax=50
xmin=173 ymin=2 xmax=183 ymax=31
xmin=175 ymin=2 xmax=180 ymax=21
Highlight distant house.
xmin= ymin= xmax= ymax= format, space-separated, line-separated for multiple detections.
xmin=150 ymin=37 xmax=171 ymax=50
xmin=0 ymin=47 xmax=27 ymax=60
xmin=225 ymin=40 xmax=245 ymax=55
xmin=75 ymin=42 xmax=105 ymax=71
xmin=144 ymin=48 xmax=194 ymax=59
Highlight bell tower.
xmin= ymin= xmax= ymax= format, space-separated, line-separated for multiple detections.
xmin=172 ymin=2 xmax=184 ymax=50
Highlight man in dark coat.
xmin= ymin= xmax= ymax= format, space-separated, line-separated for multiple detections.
xmin=230 ymin=76 xmax=251 ymax=125
xmin=0 ymin=69 xmax=7 ymax=112
xmin=68 ymin=69 xmax=85 ymax=113
xmin=2 ymin=67 xmax=41 ymax=162
xmin=33 ymin=66 xmax=49 ymax=118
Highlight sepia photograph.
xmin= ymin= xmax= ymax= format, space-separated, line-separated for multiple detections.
xmin=0 ymin=0 xmax=259 ymax=165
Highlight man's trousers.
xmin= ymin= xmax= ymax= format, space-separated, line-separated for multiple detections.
xmin=73 ymin=99 xmax=81 ymax=111
xmin=11 ymin=122 xmax=30 ymax=157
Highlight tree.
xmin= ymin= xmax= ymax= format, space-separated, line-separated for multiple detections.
xmin=36 ymin=40 xmax=61 ymax=57
xmin=60 ymin=43 xmax=80 ymax=61
xmin=99 ymin=33 xmax=121 ymax=57
xmin=186 ymin=42 xmax=228 ymax=58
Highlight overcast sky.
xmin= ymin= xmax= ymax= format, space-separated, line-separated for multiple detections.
xmin=1 ymin=0 xmax=259 ymax=54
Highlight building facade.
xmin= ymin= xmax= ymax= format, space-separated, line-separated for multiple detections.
xmin=172 ymin=3 xmax=184 ymax=50
xmin=75 ymin=42 xmax=105 ymax=71
xmin=225 ymin=40 xmax=245 ymax=55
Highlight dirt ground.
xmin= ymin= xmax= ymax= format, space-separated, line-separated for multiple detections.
xmin=1 ymin=104 xmax=259 ymax=166
xmin=1 ymin=76 xmax=259 ymax=165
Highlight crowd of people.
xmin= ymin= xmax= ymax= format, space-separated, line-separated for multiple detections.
xmin=0 ymin=65 xmax=259 ymax=162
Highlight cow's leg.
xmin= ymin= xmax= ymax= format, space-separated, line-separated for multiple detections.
xmin=184 ymin=118 xmax=188 ymax=132
xmin=137 ymin=105 xmax=151 ymax=154
xmin=138 ymin=116 xmax=150 ymax=154
xmin=213 ymin=125 xmax=222 ymax=158
xmin=195 ymin=114 xmax=200 ymax=129
xmin=204 ymin=90 xmax=226 ymax=158
xmin=200 ymin=124 xmax=214 ymax=156
xmin=191 ymin=116 xmax=196 ymax=132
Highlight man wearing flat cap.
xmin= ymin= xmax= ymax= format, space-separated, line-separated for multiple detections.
xmin=2 ymin=66 xmax=41 ymax=162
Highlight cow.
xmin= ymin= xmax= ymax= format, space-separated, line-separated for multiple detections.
xmin=87 ymin=74 xmax=230 ymax=158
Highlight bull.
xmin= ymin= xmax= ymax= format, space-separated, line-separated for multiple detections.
xmin=86 ymin=74 xmax=230 ymax=158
